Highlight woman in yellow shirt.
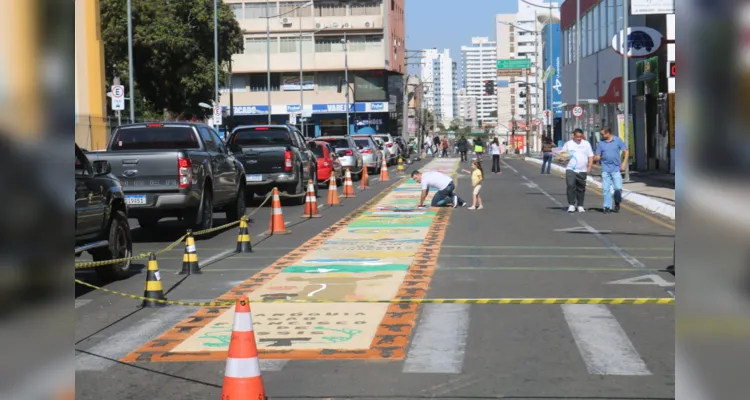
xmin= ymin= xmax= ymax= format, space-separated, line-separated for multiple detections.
xmin=461 ymin=161 xmax=484 ymax=210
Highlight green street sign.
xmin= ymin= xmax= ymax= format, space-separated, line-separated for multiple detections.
xmin=497 ymin=59 xmax=532 ymax=69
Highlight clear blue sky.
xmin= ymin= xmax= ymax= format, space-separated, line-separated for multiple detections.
xmin=404 ymin=0 xmax=519 ymax=77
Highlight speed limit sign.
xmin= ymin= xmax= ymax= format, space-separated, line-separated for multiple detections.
xmin=572 ymin=105 xmax=584 ymax=118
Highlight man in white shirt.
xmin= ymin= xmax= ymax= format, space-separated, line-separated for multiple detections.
xmin=411 ymin=170 xmax=466 ymax=208
xmin=558 ymin=128 xmax=594 ymax=213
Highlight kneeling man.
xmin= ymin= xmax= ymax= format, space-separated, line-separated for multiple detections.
xmin=411 ymin=170 xmax=466 ymax=208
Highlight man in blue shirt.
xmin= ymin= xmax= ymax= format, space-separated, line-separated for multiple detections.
xmin=595 ymin=128 xmax=630 ymax=214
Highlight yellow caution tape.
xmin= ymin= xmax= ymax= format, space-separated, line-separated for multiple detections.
xmin=74 ymin=279 xmax=674 ymax=306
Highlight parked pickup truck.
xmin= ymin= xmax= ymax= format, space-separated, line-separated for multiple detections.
xmin=75 ymin=143 xmax=133 ymax=280
xmin=226 ymin=125 xmax=318 ymax=204
xmin=86 ymin=122 xmax=247 ymax=231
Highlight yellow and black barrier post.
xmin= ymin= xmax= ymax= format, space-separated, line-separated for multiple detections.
xmin=142 ymin=253 xmax=167 ymax=308
xmin=179 ymin=230 xmax=202 ymax=275
xmin=236 ymin=216 xmax=252 ymax=253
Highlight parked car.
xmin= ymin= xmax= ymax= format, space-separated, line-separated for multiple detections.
xmin=308 ymin=140 xmax=343 ymax=185
xmin=374 ymin=134 xmax=401 ymax=165
xmin=226 ymin=125 xmax=317 ymax=204
xmin=75 ymin=144 xmax=133 ymax=280
xmin=314 ymin=135 xmax=364 ymax=181
xmin=87 ymin=122 xmax=247 ymax=231
xmin=351 ymin=134 xmax=384 ymax=174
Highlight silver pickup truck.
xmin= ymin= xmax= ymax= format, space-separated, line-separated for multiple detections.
xmin=87 ymin=122 xmax=246 ymax=231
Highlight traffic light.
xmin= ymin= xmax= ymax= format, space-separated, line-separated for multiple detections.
xmin=483 ymin=80 xmax=495 ymax=95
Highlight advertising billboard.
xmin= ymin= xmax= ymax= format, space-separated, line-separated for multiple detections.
xmin=543 ymin=23 xmax=562 ymax=119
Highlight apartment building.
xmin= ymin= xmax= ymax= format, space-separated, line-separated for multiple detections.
xmin=461 ymin=37 xmax=497 ymax=127
xmin=222 ymin=0 xmax=405 ymax=137
xmin=419 ymin=48 xmax=456 ymax=126
xmin=495 ymin=1 xmax=559 ymax=151
xmin=456 ymin=88 xmax=477 ymax=128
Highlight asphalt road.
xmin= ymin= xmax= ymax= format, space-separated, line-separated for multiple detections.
xmin=75 ymin=156 xmax=674 ymax=400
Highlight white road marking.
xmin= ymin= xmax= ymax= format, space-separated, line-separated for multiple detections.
xmin=403 ymin=304 xmax=470 ymax=374
xmin=257 ymin=221 xmax=292 ymax=238
xmin=554 ymin=226 xmax=612 ymax=234
xmin=76 ymin=307 xmax=198 ymax=371
xmin=75 ymin=299 xmax=92 ymax=308
xmin=606 ymin=274 xmax=675 ymax=287
xmin=562 ymin=304 xmax=651 ymax=376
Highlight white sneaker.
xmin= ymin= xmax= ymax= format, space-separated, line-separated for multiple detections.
xmin=577 ymin=206 xmax=586 ymax=213
xmin=567 ymin=205 xmax=576 ymax=213
xmin=452 ymin=196 xmax=459 ymax=208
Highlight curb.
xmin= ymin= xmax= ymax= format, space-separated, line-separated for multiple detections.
xmin=524 ymin=157 xmax=675 ymax=220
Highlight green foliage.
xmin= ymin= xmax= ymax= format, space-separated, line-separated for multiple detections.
xmin=101 ymin=0 xmax=244 ymax=119
xmin=449 ymin=118 xmax=461 ymax=131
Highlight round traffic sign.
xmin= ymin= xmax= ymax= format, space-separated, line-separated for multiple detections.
xmin=112 ymin=85 xmax=125 ymax=98
xmin=543 ymin=109 xmax=551 ymax=118
xmin=533 ymin=118 xmax=542 ymax=126
xmin=572 ymin=105 xmax=584 ymax=118
xmin=213 ymin=106 xmax=222 ymax=117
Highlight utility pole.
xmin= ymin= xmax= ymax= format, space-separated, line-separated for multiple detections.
xmin=525 ymin=73 xmax=532 ymax=156
xmin=126 ymin=0 xmax=135 ymax=123
xmin=622 ymin=0 xmax=631 ymax=181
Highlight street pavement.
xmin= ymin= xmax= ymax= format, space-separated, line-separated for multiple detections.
xmin=75 ymin=156 xmax=674 ymax=400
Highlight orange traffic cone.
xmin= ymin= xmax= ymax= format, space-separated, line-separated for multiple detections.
xmin=379 ymin=157 xmax=390 ymax=181
xmin=359 ymin=165 xmax=369 ymax=189
xmin=268 ymin=187 xmax=290 ymax=235
xmin=341 ymin=168 xmax=356 ymax=198
xmin=327 ymin=174 xmax=341 ymax=206
xmin=301 ymin=179 xmax=322 ymax=218
xmin=220 ymin=296 xmax=267 ymax=400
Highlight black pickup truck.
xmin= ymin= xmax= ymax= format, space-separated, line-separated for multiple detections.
xmin=226 ymin=125 xmax=317 ymax=204
xmin=75 ymin=144 xmax=133 ymax=280
xmin=87 ymin=122 xmax=246 ymax=230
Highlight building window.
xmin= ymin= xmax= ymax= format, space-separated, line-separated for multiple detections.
xmin=350 ymin=1 xmax=381 ymax=16
xmin=616 ymin=0 xmax=624 ymax=33
xmin=315 ymin=2 xmax=347 ymax=17
xmin=245 ymin=3 xmax=272 ymax=18
xmin=280 ymin=37 xmax=312 ymax=53
xmin=600 ymin=1 xmax=608 ymax=51
xmin=593 ymin=4 xmax=600 ymax=52
xmin=317 ymin=71 xmax=344 ymax=90
xmin=249 ymin=73 xmax=281 ymax=92
xmin=315 ymin=36 xmax=345 ymax=52
xmin=230 ymin=3 xmax=243 ymax=19
xmin=245 ymin=37 xmax=279 ymax=54
xmin=348 ymin=35 xmax=383 ymax=51
xmin=608 ymin=0 xmax=616 ymax=42
xmin=279 ymin=2 xmax=313 ymax=18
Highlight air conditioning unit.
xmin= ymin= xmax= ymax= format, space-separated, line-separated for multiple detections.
xmin=341 ymin=22 xmax=350 ymax=28
xmin=281 ymin=17 xmax=291 ymax=25
xmin=364 ymin=21 xmax=372 ymax=28
xmin=315 ymin=23 xmax=322 ymax=29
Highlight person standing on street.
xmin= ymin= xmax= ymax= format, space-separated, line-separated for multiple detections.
xmin=541 ymin=135 xmax=555 ymax=174
xmin=441 ymin=136 xmax=450 ymax=157
xmin=432 ymin=135 xmax=441 ymax=158
xmin=595 ymin=127 xmax=629 ymax=214
xmin=490 ymin=138 xmax=502 ymax=174
xmin=558 ymin=128 xmax=594 ymax=213
xmin=411 ymin=170 xmax=466 ymax=208
xmin=457 ymin=136 xmax=468 ymax=162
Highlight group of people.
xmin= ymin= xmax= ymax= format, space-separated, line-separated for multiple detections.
xmin=412 ymin=127 xmax=629 ymax=215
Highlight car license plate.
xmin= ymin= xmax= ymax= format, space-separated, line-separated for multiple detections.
xmin=124 ymin=195 xmax=147 ymax=205
xmin=246 ymin=174 xmax=263 ymax=182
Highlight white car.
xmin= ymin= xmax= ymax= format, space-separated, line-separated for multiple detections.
xmin=374 ymin=134 xmax=400 ymax=165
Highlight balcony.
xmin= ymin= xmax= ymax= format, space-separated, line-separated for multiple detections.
xmin=232 ymin=47 xmax=386 ymax=73
xmin=238 ymin=15 xmax=383 ymax=34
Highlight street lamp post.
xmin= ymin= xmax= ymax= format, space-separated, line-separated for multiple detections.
xmin=127 ymin=0 xmax=135 ymax=122
xmin=622 ymin=0 xmax=631 ymax=181
xmin=214 ymin=0 xmax=219 ymax=107
xmin=343 ymin=33 xmax=350 ymax=135
xmin=266 ymin=1 xmax=271 ymax=124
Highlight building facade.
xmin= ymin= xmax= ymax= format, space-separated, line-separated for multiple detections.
xmin=461 ymin=37 xmax=498 ymax=128
xmin=456 ymin=88 xmax=477 ymax=128
xmin=222 ymin=0 xmax=406 ymax=137
xmin=419 ymin=48 xmax=456 ymax=126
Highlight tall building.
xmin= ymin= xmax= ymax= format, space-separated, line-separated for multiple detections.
xmin=495 ymin=1 xmax=559 ymax=151
xmin=222 ymin=0 xmax=405 ymax=137
xmin=461 ymin=37 xmax=498 ymax=127
xmin=456 ymin=88 xmax=477 ymax=128
xmin=419 ymin=48 xmax=456 ymax=126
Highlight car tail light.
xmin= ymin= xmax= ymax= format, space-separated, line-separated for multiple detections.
xmin=360 ymin=149 xmax=372 ymax=154
xmin=284 ymin=150 xmax=293 ymax=172
xmin=178 ymin=156 xmax=193 ymax=188
xmin=387 ymin=143 xmax=393 ymax=147
xmin=344 ymin=149 xmax=353 ymax=156
xmin=147 ymin=123 xmax=164 ymax=127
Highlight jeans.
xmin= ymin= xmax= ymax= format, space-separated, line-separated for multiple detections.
xmin=460 ymin=151 xmax=467 ymax=161
xmin=492 ymin=154 xmax=501 ymax=172
xmin=431 ymin=182 xmax=463 ymax=207
xmin=565 ymin=170 xmax=588 ymax=207
xmin=601 ymin=171 xmax=623 ymax=209
xmin=541 ymin=152 xmax=553 ymax=173
xmin=441 ymin=148 xmax=448 ymax=157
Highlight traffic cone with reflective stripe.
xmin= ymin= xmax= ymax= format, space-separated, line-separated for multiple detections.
xmin=268 ymin=187 xmax=290 ymax=235
xmin=142 ymin=253 xmax=167 ymax=307
xmin=179 ymin=231 xmax=201 ymax=275
xmin=327 ymin=174 xmax=341 ymax=206
xmin=359 ymin=165 xmax=369 ymax=189
xmin=236 ymin=216 xmax=252 ymax=253
xmin=341 ymin=168 xmax=356 ymax=198
xmin=301 ymin=179 xmax=322 ymax=218
xmin=379 ymin=157 xmax=390 ymax=181
xmin=220 ymin=296 xmax=267 ymax=400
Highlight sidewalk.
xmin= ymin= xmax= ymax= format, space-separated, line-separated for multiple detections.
xmin=525 ymin=155 xmax=675 ymax=220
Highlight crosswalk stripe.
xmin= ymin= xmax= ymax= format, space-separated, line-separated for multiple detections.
xmin=562 ymin=304 xmax=651 ymax=376
xmin=403 ymin=304 xmax=470 ymax=374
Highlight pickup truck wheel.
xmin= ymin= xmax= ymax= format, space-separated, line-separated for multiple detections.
xmin=289 ymin=172 xmax=305 ymax=205
xmin=93 ymin=210 xmax=132 ymax=281
xmin=225 ymin=185 xmax=246 ymax=222
xmin=188 ymin=191 xmax=214 ymax=231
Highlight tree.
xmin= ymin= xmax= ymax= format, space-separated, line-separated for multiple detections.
xmin=449 ymin=118 xmax=462 ymax=132
xmin=101 ymin=0 xmax=244 ymax=119
xmin=437 ymin=122 xmax=446 ymax=131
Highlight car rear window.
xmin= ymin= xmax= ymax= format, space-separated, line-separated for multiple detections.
xmin=309 ymin=143 xmax=326 ymax=158
xmin=375 ymin=136 xmax=392 ymax=142
xmin=354 ymin=139 xmax=372 ymax=148
xmin=231 ymin=127 xmax=291 ymax=146
xmin=110 ymin=126 xmax=199 ymax=150
xmin=318 ymin=138 xmax=351 ymax=149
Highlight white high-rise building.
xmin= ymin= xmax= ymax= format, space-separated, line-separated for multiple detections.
xmin=456 ymin=88 xmax=477 ymax=128
xmin=495 ymin=0 xmax=559 ymax=149
xmin=419 ymin=48 xmax=456 ymax=126
xmin=461 ymin=37 xmax=497 ymax=127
